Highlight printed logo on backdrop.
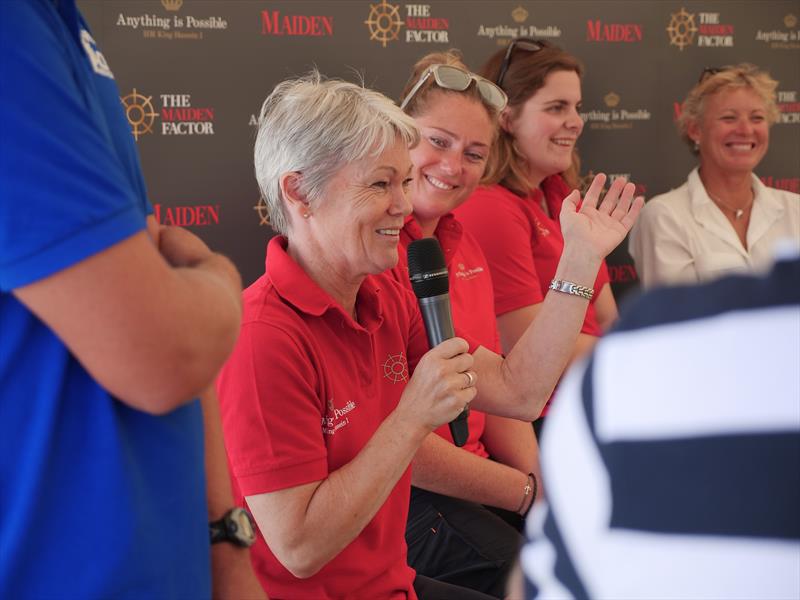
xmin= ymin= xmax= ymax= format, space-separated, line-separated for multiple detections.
xmin=364 ymin=0 xmax=449 ymax=47
xmin=586 ymin=19 xmax=643 ymax=42
xmin=666 ymin=7 xmax=734 ymax=50
xmin=120 ymin=89 xmax=158 ymax=141
xmin=260 ymin=9 xmax=334 ymax=36
xmin=578 ymin=171 xmax=642 ymax=286
xmin=777 ymin=90 xmax=800 ymax=124
xmin=153 ymin=203 xmax=221 ymax=226
xmin=756 ymin=14 xmax=800 ymax=49
xmin=760 ymin=176 xmax=799 ymax=193
xmin=477 ymin=5 xmax=562 ymax=47
xmin=121 ymin=90 xmax=215 ymax=140
xmin=607 ymin=262 xmax=638 ymax=284
xmin=580 ymin=92 xmax=651 ymax=131
xmin=579 ymin=170 xmax=647 ymax=198
xmin=254 ymin=197 xmax=271 ymax=227
xmin=116 ymin=0 xmax=228 ymax=41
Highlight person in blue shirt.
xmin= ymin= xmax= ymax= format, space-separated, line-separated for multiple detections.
xmin=0 ymin=1 xmax=262 ymax=597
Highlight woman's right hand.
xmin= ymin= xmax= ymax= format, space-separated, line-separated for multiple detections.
xmin=398 ymin=337 xmax=477 ymax=432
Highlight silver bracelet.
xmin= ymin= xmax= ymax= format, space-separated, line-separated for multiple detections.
xmin=549 ymin=278 xmax=594 ymax=301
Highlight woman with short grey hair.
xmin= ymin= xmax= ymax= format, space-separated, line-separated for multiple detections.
xmin=254 ymin=71 xmax=420 ymax=236
xmin=217 ymin=71 xmax=641 ymax=599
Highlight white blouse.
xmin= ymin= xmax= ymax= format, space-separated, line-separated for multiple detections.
xmin=630 ymin=168 xmax=800 ymax=288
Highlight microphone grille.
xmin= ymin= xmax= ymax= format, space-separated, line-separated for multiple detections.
xmin=407 ymin=238 xmax=449 ymax=298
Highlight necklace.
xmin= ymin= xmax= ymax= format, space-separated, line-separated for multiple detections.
xmin=707 ymin=189 xmax=754 ymax=220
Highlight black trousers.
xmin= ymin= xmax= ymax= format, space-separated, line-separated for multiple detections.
xmin=413 ymin=574 xmax=496 ymax=600
xmin=406 ymin=487 xmax=523 ymax=599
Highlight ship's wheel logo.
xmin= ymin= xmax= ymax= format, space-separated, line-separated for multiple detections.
xmin=120 ymin=88 xmax=158 ymax=141
xmin=666 ymin=7 xmax=697 ymax=51
xmin=364 ymin=0 xmax=404 ymax=48
xmin=253 ymin=196 xmax=271 ymax=226
xmin=382 ymin=352 xmax=409 ymax=383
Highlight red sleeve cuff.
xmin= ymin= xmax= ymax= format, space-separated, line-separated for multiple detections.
xmin=234 ymin=456 xmax=329 ymax=496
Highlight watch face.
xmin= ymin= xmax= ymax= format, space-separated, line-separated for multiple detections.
xmin=230 ymin=508 xmax=256 ymax=545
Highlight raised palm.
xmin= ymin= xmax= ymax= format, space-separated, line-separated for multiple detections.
xmin=559 ymin=173 xmax=644 ymax=260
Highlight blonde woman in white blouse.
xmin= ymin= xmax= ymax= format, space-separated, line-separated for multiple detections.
xmin=630 ymin=64 xmax=799 ymax=288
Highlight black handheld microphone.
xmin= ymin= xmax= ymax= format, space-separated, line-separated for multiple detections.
xmin=407 ymin=237 xmax=469 ymax=447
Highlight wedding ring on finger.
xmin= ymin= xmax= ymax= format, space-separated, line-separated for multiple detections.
xmin=463 ymin=370 xmax=476 ymax=389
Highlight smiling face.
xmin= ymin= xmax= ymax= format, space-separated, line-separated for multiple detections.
xmin=690 ymin=87 xmax=770 ymax=178
xmin=505 ymin=69 xmax=583 ymax=187
xmin=306 ymin=138 xmax=414 ymax=280
xmin=408 ymin=92 xmax=495 ymax=234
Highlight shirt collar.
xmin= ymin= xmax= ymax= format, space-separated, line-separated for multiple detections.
xmin=688 ymin=167 xmax=784 ymax=218
xmin=266 ymin=236 xmax=384 ymax=331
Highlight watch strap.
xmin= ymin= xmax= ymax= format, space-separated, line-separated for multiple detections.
xmin=209 ymin=507 xmax=256 ymax=547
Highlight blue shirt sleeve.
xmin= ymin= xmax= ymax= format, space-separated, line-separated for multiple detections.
xmin=0 ymin=0 xmax=147 ymax=291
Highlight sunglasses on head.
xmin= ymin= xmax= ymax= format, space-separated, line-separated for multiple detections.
xmin=496 ymin=38 xmax=546 ymax=88
xmin=400 ymin=64 xmax=508 ymax=112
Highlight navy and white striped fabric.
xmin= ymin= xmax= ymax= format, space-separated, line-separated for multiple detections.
xmin=522 ymin=257 xmax=800 ymax=599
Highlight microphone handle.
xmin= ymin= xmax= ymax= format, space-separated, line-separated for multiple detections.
xmin=418 ymin=295 xmax=455 ymax=346
xmin=417 ymin=295 xmax=469 ymax=447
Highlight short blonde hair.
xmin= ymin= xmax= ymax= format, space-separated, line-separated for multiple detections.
xmin=678 ymin=63 xmax=779 ymax=155
xmin=254 ymin=71 xmax=419 ymax=235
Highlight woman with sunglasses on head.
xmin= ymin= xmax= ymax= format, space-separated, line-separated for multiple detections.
xmin=456 ymin=39 xmax=632 ymax=426
xmin=389 ymin=50 xmax=642 ymax=598
xmin=390 ymin=51 xmax=537 ymax=598
xmin=629 ymin=64 xmax=799 ymax=288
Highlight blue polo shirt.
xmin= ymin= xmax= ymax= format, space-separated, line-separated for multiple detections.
xmin=0 ymin=0 xmax=209 ymax=596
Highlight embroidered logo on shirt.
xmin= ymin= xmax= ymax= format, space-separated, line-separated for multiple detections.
xmin=80 ymin=30 xmax=114 ymax=79
xmin=454 ymin=262 xmax=485 ymax=280
xmin=321 ymin=397 xmax=357 ymax=435
xmin=382 ymin=352 xmax=409 ymax=383
xmin=533 ymin=216 xmax=551 ymax=237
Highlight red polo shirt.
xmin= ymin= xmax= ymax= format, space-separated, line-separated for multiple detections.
xmin=218 ymin=236 xmax=476 ymax=599
xmin=390 ymin=213 xmax=501 ymax=457
xmin=455 ymin=176 xmax=608 ymax=338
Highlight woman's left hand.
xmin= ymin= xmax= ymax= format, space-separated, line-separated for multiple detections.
xmin=559 ymin=173 xmax=644 ymax=260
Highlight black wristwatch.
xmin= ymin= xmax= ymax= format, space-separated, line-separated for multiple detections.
xmin=209 ymin=507 xmax=256 ymax=547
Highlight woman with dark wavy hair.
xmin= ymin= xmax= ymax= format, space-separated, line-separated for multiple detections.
xmin=456 ymin=39 xmax=636 ymax=426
